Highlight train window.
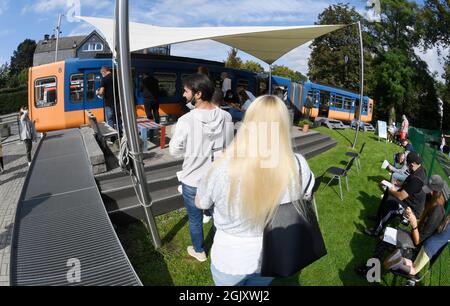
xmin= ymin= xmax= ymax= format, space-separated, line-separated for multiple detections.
xmin=362 ymin=100 xmax=368 ymax=113
xmin=154 ymin=73 xmax=176 ymax=98
xmin=35 ymin=77 xmax=57 ymax=108
xmin=237 ymin=79 xmax=249 ymax=90
xmin=343 ymin=97 xmax=353 ymax=110
xmin=86 ymin=73 xmax=100 ymax=101
xmin=334 ymin=95 xmax=343 ymax=108
xmin=70 ymin=74 xmax=84 ymax=103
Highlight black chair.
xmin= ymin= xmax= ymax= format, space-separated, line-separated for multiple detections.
xmin=345 ymin=142 xmax=365 ymax=172
xmin=322 ymin=156 xmax=356 ymax=201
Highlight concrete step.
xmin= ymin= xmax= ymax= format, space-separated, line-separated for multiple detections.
xmin=296 ymin=138 xmax=337 ymax=160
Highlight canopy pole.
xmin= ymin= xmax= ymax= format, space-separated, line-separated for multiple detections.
xmin=268 ymin=65 xmax=272 ymax=95
xmin=352 ymin=21 xmax=364 ymax=149
xmin=116 ymin=0 xmax=161 ymax=248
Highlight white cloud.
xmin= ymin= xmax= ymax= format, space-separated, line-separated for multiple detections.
xmin=22 ymin=0 xmax=113 ymax=15
xmin=132 ymin=0 xmax=332 ymax=27
xmin=414 ymin=46 xmax=449 ymax=82
xmin=0 ymin=0 xmax=9 ymax=15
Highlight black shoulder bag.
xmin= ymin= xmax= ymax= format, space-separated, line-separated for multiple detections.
xmin=260 ymin=156 xmax=327 ymax=278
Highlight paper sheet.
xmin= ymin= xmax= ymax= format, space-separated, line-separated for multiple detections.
xmin=381 ymin=160 xmax=389 ymax=169
xmin=383 ymin=227 xmax=398 ymax=245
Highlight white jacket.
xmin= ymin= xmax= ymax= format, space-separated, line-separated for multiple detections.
xmin=169 ymin=107 xmax=234 ymax=187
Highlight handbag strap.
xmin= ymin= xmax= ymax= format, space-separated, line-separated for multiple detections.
xmin=294 ymin=154 xmax=313 ymax=199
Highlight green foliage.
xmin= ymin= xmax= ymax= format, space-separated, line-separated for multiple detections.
xmin=9 ymin=39 xmax=36 ymax=76
xmin=224 ymin=48 xmax=243 ymax=69
xmin=371 ymin=49 xmax=415 ymax=122
xmin=308 ymin=3 xmax=371 ymax=92
xmin=272 ymin=65 xmax=307 ymax=83
xmin=420 ymin=0 xmax=450 ymax=49
xmin=241 ymin=60 xmax=264 ymax=73
xmin=298 ymin=119 xmax=313 ymax=127
xmin=0 ymin=87 xmax=27 ymax=115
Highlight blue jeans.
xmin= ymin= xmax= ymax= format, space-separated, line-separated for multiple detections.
xmin=105 ymin=106 xmax=123 ymax=135
xmin=105 ymin=106 xmax=115 ymax=126
xmin=182 ymin=183 xmax=204 ymax=253
xmin=211 ymin=264 xmax=273 ymax=286
xmin=392 ymin=172 xmax=408 ymax=183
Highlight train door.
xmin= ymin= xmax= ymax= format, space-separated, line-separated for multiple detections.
xmin=318 ymin=90 xmax=330 ymax=118
xmin=84 ymin=70 xmax=104 ymax=121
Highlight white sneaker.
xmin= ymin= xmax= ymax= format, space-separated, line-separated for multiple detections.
xmin=187 ymin=246 xmax=207 ymax=262
xmin=177 ymin=185 xmax=182 ymax=194
xmin=203 ymin=214 xmax=212 ymax=224
xmin=28 ymin=162 xmax=31 ymax=167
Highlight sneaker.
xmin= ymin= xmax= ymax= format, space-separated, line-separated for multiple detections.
xmin=203 ymin=214 xmax=212 ymax=224
xmin=187 ymin=246 xmax=207 ymax=262
xmin=27 ymin=162 xmax=31 ymax=167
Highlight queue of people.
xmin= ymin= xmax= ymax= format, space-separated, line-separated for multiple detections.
xmin=168 ymin=71 xmax=316 ymax=286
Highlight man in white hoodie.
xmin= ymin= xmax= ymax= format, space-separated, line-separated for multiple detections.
xmin=170 ymin=74 xmax=234 ymax=262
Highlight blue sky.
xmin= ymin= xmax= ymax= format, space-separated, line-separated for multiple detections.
xmin=0 ymin=0 xmax=445 ymax=80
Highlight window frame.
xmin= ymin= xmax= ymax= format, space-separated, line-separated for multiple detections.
xmin=153 ymin=72 xmax=177 ymax=98
xmin=34 ymin=76 xmax=58 ymax=108
xmin=69 ymin=73 xmax=84 ymax=104
xmin=86 ymin=73 xmax=101 ymax=102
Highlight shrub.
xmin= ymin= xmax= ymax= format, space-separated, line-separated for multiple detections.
xmin=298 ymin=119 xmax=313 ymax=127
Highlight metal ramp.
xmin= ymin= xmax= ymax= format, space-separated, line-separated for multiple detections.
xmin=10 ymin=129 xmax=141 ymax=286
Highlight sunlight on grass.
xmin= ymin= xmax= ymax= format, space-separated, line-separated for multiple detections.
xmin=116 ymin=127 xmax=449 ymax=286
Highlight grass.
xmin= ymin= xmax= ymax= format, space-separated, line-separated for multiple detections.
xmin=116 ymin=127 xmax=449 ymax=286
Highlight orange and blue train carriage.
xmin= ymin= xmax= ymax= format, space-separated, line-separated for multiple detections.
xmin=28 ymin=54 xmax=373 ymax=132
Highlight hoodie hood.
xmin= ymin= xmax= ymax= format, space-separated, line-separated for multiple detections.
xmin=191 ymin=107 xmax=227 ymax=139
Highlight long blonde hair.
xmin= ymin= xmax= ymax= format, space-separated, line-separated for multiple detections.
xmin=220 ymin=95 xmax=301 ymax=227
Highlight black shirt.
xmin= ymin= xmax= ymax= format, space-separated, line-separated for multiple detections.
xmin=401 ymin=166 xmax=426 ymax=218
xmin=100 ymin=73 xmax=115 ymax=107
xmin=142 ymin=76 xmax=159 ymax=102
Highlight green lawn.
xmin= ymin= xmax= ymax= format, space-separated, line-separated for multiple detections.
xmin=116 ymin=127 xmax=449 ymax=286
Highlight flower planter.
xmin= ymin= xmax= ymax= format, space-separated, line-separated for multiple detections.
xmin=302 ymin=124 xmax=310 ymax=133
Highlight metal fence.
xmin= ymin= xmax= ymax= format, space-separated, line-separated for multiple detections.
xmin=408 ymin=127 xmax=450 ymax=286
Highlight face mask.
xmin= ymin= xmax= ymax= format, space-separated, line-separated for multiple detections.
xmin=186 ymin=102 xmax=195 ymax=110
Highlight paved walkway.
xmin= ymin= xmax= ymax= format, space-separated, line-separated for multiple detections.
xmin=0 ymin=125 xmax=37 ymax=286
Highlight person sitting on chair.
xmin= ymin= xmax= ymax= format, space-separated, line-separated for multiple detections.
xmin=384 ymin=214 xmax=450 ymax=275
xmin=386 ymin=152 xmax=409 ymax=185
xmin=365 ymin=152 xmax=427 ymax=236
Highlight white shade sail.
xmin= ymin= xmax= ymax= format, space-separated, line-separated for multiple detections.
xmin=79 ymin=16 xmax=347 ymax=65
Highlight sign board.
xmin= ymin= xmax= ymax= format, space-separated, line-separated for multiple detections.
xmin=377 ymin=120 xmax=387 ymax=140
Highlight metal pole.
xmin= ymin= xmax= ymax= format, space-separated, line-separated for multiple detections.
xmin=116 ymin=0 xmax=161 ymax=248
xmin=268 ymin=65 xmax=272 ymax=95
xmin=55 ymin=14 xmax=62 ymax=62
xmin=352 ymin=21 xmax=364 ymax=149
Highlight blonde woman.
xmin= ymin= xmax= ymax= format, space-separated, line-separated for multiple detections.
xmin=195 ymin=95 xmax=315 ymax=286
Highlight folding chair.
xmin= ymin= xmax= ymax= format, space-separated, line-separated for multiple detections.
xmin=321 ymin=156 xmax=356 ymax=201
xmin=345 ymin=142 xmax=365 ymax=172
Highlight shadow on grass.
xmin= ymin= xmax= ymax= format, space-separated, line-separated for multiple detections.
xmin=162 ymin=214 xmax=189 ymax=245
xmin=335 ymin=130 xmax=353 ymax=147
xmin=338 ymin=191 xmax=381 ymax=286
xmin=116 ymin=220 xmax=174 ymax=286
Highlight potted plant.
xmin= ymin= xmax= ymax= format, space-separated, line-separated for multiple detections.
xmin=298 ymin=119 xmax=312 ymax=133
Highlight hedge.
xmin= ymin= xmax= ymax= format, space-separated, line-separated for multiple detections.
xmin=0 ymin=89 xmax=28 ymax=115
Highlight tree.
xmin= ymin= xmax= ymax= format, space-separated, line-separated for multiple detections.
xmin=420 ymin=0 xmax=450 ymax=49
xmin=224 ymin=48 xmax=242 ymax=69
xmin=9 ymin=39 xmax=36 ymax=76
xmin=271 ymin=65 xmax=307 ymax=83
xmin=371 ymin=49 xmax=415 ymax=124
xmin=0 ymin=63 xmax=10 ymax=89
xmin=368 ymin=0 xmax=421 ymax=55
xmin=241 ymin=60 xmax=264 ymax=73
xmin=307 ymin=4 xmax=373 ymax=92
